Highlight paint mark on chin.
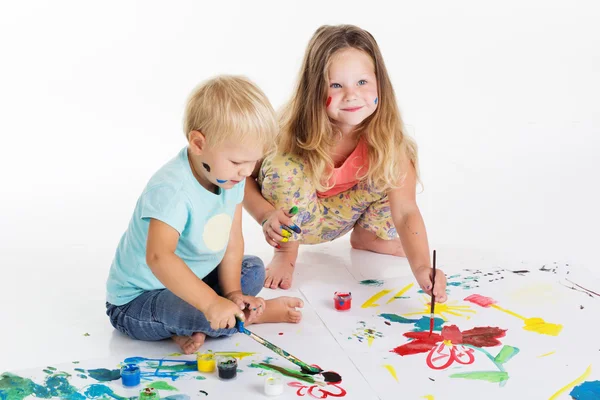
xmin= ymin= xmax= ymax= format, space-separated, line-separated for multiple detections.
xmin=216 ymin=179 xmax=227 ymax=183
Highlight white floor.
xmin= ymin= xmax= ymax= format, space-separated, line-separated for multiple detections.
xmin=2 ymin=213 xmax=599 ymax=398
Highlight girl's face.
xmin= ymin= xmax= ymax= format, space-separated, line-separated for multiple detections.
xmin=325 ymin=47 xmax=378 ymax=134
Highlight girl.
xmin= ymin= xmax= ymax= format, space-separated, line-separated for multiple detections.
xmin=243 ymin=25 xmax=447 ymax=302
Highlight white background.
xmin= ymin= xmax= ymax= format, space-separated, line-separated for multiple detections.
xmin=1 ymin=0 xmax=599 ymax=370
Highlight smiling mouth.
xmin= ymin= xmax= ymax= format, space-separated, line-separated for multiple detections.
xmin=341 ymin=106 xmax=363 ymax=112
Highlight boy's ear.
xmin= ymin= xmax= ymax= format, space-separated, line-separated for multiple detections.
xmin=188 ymin=130 xmax=207 ymax=155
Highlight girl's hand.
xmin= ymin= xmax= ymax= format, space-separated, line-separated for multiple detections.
xmin=414 ymin=266 xmax=448 ymax=303
xmin=261 ymin=208 xmax=301 ymax=248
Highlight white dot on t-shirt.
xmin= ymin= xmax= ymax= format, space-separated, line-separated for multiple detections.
xmin=203 ymin=213 xmax=233 ymax=251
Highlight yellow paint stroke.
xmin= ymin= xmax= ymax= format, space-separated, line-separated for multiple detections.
xmin=491 ymin=305 xmax=563 ymax=336
xmin=362 ymin=289 xmax=393 ymax=308
xmin=548 ymin=365 xmax=592 ymax=400
xmin=421 ymin=396 xmax=434 ymax=400
xmin=386 ymin=283 xmax=414 ymax=304
xmin=403 ymin=300 xmax=476 ymax=321
xmin=367 ymin=336 xmax=374 ymax=347
xmin=537 ymin=351 xmax=556 ymax=358
xmin=490 ymin=304 xmax=526 ymax=320
xmin=523 ymin=317 xmax=563 ymax=336
xmin=382 ymin=364 xmax=399 ymax=382
xmin=211 ymin=351 xmax=256 ymax=360
xmin=168 ymin=353 xmax=182 ymax=357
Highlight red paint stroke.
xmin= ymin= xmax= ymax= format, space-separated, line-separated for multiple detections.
xmin=391 ymin=325 xmax=506 ymax=370
xmin=288 ymin=382 xmax=347 ymax=398
xmin=464 ymin=294 xmax=497 ymax=307
xmin=326 ymin=97 xmax=332 ymax=107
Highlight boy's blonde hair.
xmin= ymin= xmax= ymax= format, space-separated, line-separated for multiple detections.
xmin=184 ymin=75 xmax=277 ymax=153
xmin=278 ymin=25 xmax=419 ymax=192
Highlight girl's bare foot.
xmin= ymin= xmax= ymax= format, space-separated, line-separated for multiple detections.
xmin=264 ymin=241 xmax=300 ymax=289
xmin=172 ymin=332 xmax=206 ymax=354
xmin=350 ymin=225 xmax=406 ymax=257
xmin=246 ymin=296 xmax=303 ymax=325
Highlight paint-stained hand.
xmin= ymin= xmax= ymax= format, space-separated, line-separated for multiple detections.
xmin=261 ymin=208 xmax=301 ymax=248
xmin=204 ymin=296 xmax=245 ymax=330
xmin=415 ymin=267 xmax=447 ymax=303
xmin=225 ymin=291 xmax=266 ymax=323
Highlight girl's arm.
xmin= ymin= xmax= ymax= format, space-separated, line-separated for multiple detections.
xmin=243 ymin=161 xmax=275 ymax=225
xmin=388 ymin=159 xmax=447 ymax=302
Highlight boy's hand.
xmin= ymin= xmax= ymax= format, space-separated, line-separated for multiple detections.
xmin=204 ymin=296 xmax=245 ymax=330
xmin=414 ymin=266 xmax=448 ymax=303
xmin=225 ymin=291 xmax=266 ymax=323
xmin=261 ymin=208 xmax=301 ymax=248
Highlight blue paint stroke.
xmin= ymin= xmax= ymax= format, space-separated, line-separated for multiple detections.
xmin=379 ymin=314 xmax=445 ymax=332
xmin=570 ymin=381 xmax=600 ymax=399
xmin=86 ymin=369 xmax=120 ymax=382
xmin=123 ymin=357 xmax=197 ymax=381
xmin=216 ymin=179 xmax=227 ymax=183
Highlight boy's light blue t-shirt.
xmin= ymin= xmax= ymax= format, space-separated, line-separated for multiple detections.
xmin=106 ymin=147 xmax=245 ymax=306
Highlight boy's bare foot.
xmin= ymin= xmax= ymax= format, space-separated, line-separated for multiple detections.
xmin=264 ymin=241 xmax=300 ymax=290
xmin=350 ymin=225 xmax=406 ymax=257
xmin=247 ymin=296 xmax=303 ymax=325
xmin=172 ymin=332 xmax=206 ymax=354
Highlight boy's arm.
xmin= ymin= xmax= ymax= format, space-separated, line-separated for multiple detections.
xmin=218 ymin=203 xmax=244 ymax=297
xmin=243 ymin=160 xmax=275 ymax=224
xmin=146 ymin=218 xmax=219 ymax=313
xmin=388 ymin=159 xmax=446 ymax=301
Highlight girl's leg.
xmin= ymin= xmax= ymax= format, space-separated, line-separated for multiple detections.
xmin=349 ymin=188 xmax=406 ymax=256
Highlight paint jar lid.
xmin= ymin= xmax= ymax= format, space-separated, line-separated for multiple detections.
xmin=264 ymin=374 xmax=284 ymax=396
xmin=334 ymin=291 xmax=351 ymax=299
xmin=216 ymin=356 xmax=237 ymax=368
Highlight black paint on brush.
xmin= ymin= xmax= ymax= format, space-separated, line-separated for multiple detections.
xmin=322 ymin=371 xmax=342 ymax=383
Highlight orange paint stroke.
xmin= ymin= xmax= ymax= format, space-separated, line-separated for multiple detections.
xmin=362 ymin=289 xmax=393 ymax=308
xmin=386 ymin=283 xmax=414 ymax=304
xmin=548 ymin=365 xmax=592 ymax=400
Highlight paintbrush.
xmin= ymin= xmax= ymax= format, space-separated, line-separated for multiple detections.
xmin=236 ymin=318 xmax=322 ymax=374
xmin=429 ymin=250 xmax=437 ymax=336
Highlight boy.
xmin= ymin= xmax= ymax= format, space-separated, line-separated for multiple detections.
xmin=106 ymin=76 xmax=303 ymax=354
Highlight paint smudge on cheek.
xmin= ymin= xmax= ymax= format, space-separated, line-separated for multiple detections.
xmin=374 ymin=97 xmax=378 ymax=105
xmin=326 ymin=96 xmax=332 ymax=107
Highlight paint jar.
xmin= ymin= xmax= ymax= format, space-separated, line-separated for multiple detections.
xmin=121 ymin=364 xmax=141 ymax=387
xmin=216 ymin=356 xmax=238 ymax=380
xmin=264 ymin=374 xmax=284 ymax=396
xmin=138 ymin=387 xmax=159 ymax=400
xmin=196 ymin=353 xmax=216 ymax=373
xmin=334 ymin=291 xmax=352 ymax=311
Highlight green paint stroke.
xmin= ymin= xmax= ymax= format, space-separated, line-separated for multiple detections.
xmin=195 ymin=376 xmax=206 ymax=381
xmin=42 ymin=370 xmax=53 ymax=375
xmin=147 ymin=381 xmax=178 ymax=391
xmin=450 ymin=371 xmax=509 ymax=383
xmin=46 ymin=367 xmax=57 ymax=372
xmin=74 ymin=369 xmax=85 ymax=373
xmin=359 ymin=279 xmax=384 ymax=287
xmin=77 ymin=374 xmax=88 ymax=380
xmin=494 ymin=345 xmax=520 ymax=365
xmin=379 ymin=314 xmax=445 ymax=332
xmin=87 ymin=368 xmax=121 ymax=382
xmin=249 ymin=363 xmax=315 ymax=384
xmin=145 ymin=363 xmax=196 ymax=373
xmin=0 ymin=372 xmax=86 ymax=400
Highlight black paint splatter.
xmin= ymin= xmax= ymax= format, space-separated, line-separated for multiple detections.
xmin=580 ymin=305 xmax=584 ymax=310
xmin=511 ymin=270 xmax=530 ymax=274
xmin=322 ymin=371 xmax=342 ymax=383
xmin=199 ymin=390 xmax=208 ymax=396
xmin=384 ymin=321 xmax=391 ymax=326
xmin=202 ymin=162 xmax=211 ymax=172
xmin=429 ymin=377 xmax=435 ymax=381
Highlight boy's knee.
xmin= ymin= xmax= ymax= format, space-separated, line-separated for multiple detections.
xmin=241 ymin=255 xmax=265 ymax=296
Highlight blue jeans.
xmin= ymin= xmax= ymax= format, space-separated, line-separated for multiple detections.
xmin=106 ymin=255 xmax=265 ymax=340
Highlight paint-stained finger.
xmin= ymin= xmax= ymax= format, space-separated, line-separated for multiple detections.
xmin=267 ymin=226 xmax=284 ymax=242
